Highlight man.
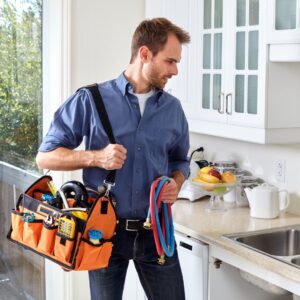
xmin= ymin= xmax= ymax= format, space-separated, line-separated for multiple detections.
xmin=36 ymin=17 xmax=190 ymax=300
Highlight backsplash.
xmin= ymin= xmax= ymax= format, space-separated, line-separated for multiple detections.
xmin=190 ymin=132 xmax=300 ymax=215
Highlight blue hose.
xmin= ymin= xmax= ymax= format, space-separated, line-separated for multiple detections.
xmin=150 ymin=177 xmax=175 ymax=257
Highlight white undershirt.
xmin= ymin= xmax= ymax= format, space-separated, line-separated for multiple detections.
xmin=133 ymin=89 xmax=155 ymax=116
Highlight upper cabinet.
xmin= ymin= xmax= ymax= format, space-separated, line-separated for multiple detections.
xmin=267 ymin=0 xmax=300 ymax=43
xmin=195 ymin=0 xmax=266 ymax=133
xmin=146 ymin=0 xmax=300 ymax=144
xmin=267 ymin=0 xmax=300 ymax=61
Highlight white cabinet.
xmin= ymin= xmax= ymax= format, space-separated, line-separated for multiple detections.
xmin=267 ymin=0 xmax=300 ymax=61
xmin=195 ymin=0 xmax=266 ymax=130
xmin=146 ymin=0 xmax=300 ymax=144
xmin=175 ymin=231 xmax=209 ymax=300
xmin=209 ymin=257 xmax=292 ymax=300
xmin=268 ymin=0 xmax=300 ymax=44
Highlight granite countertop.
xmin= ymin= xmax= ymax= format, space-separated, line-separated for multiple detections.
xmin=172 ymin=198 xmax=300 ymax=290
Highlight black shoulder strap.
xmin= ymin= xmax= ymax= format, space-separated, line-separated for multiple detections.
xmin=85 ymin=84 xmax=116 ymax=144
xmin=78 ymin=83 xmax=116 ymax=186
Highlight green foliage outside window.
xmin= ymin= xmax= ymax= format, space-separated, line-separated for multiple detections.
xmin=0 ymin=0 xmax=42 ymax=172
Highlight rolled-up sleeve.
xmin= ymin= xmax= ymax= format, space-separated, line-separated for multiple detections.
xmin=39 ymin=90 xmax=91 ymax=152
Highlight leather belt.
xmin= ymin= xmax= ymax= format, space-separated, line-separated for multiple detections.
xmin=118 ymin=219 xmax=147 ymax=232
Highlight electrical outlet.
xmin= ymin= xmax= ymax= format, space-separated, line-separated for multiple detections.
xmin=275 ymin=160 xmax=285 ymax=183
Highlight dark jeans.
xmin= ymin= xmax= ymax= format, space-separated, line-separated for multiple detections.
xmin=88 ymin=224 xmax=185 ymax=300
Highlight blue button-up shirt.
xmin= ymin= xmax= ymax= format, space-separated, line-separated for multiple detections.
xmin=39 ymin=73 xmax=190 ymax=219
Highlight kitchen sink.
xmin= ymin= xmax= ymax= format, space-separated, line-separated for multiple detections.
xmin=235 ymin=229 xmax=300 ymax=256
xmin=224 ymin=224 xmax=300 ymax=268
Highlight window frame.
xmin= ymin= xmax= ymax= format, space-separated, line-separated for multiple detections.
xmin=43 ymin=1 xmax=74 ymax=299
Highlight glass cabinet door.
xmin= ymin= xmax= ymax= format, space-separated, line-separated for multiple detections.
xmin=234 ymin=0 xmax=259 ymax=116
xmin=201 ymin=0 xmax=225 ymax=115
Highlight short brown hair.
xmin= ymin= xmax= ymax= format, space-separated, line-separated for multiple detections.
xmin=130 ymin=17 xmax=191 ymax=63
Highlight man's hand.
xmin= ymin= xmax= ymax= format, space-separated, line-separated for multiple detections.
xmin=160 ymin=177 xmax=179 ymax=204
xmin=160 ymin=170 xmax=185 ymax=204
xmin=94 ymin=144 xmax=127 ymax=170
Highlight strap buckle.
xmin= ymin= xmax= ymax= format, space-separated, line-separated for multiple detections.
xmin=103 ymin=180 xmax=115 ymax=197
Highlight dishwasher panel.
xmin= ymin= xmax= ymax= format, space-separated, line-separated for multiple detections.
xmin=175 ymin=231 xmax=209 ymax=300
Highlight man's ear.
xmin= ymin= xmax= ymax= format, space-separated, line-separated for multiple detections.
xmin=139 ymin=46 xmax=151 ymax=62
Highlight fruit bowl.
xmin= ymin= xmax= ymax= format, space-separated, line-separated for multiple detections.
xmin=191 ymin=181 xmax=236 ymax=212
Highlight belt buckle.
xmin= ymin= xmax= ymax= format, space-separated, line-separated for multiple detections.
xmin=125 ymin=219 xmax=139 ymax=231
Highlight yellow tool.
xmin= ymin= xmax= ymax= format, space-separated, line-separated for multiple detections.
xmin=62 ymin=207 xmax=88 ymax=221
xmin=47 ymin=181 xmax=57 ymax=197
xmin=58 ymin=216 xmax=76 ymax=239
xmin=71 ymin=210 xmax=88 ymax=220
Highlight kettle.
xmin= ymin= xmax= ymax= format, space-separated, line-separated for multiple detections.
xmin=244 ymin=183 xmax=290 ymax=219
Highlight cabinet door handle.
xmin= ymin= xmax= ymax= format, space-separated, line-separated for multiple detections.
xmin=226 ymin=93 xmax=232 ymax=115
xmin=218 ymin=92 xmax=225 ymax=114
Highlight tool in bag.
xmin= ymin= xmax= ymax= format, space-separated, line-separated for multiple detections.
xmin=60 ymin=180 xmax=90 ymax=209
xmin=7 ymin=84 xmax=119 ymax=271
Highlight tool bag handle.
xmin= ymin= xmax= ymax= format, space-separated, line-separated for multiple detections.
xmin=77 ymin=84 xmax=116 ymax=186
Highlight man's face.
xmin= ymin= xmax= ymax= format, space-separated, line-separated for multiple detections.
xmin=143 ymin=34 xmax=182 ymax=89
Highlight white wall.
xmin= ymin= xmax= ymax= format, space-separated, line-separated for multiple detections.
xmin=70 ymin=0 xmax=145 ymax=92
xmin=189 ymin=132 xmax=300 ymax=215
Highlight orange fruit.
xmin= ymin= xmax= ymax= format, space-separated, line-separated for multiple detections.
xmin=221 ymin=171 xmax=237 ymax=183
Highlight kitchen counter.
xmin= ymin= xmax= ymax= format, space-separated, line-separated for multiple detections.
xmin=172 ymin=198 xmax=300 ymax=295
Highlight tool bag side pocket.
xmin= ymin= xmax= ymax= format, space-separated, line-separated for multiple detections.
xmin=53 ymin=214 xmax=79 ymax=265
xmin=75 ymin=238 xmax=113 ymax=271
xmin=72 ymin=195 xmax=117 ymax=270
xmin=54 ymin=233 xmax=76 ymax=264
xmin=10 ymin=210 xmax=24 ymax=241
xmin=37 ymin=225 xmax=58 ymax=255
xmin=23 ymin=219 xmax=43 ymax=248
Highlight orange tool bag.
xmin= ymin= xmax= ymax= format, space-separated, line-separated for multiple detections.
xmin=7 ymin=84 xmax=118 ymax=271
xmin=7 ymin=175 xmax=117 ymax=271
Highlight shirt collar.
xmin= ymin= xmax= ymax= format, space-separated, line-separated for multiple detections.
xmin=116 ymin=72 xmax=163 ymax=102
xmin=116 ymin=72 xmax=130 ymax=96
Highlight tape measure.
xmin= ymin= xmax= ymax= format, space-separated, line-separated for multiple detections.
xmin=58 ymin=216 xmax=76 ymax=239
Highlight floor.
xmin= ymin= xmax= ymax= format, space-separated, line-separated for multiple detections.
xmin=0 ymin=258 xmax=30 ymax=300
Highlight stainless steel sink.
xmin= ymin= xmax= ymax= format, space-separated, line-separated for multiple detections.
xmin=224 ymin=225 xmax=300 ymax=268
xmin=235 ymin=229 xmax=300 ymax=256
xmin=223 ymin=225 xmax=300 ymax=295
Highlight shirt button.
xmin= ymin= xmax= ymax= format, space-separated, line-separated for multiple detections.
xmin=137 ymin=146 xmax=142 ymax=151
xmin=135 ymin=190 xmax=139 ymax=195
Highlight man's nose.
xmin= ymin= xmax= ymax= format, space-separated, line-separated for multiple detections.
xmin=171 ymin=64 xmax=178 ymax=76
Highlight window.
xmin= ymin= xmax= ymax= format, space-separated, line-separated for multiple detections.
xmin=0 ymin=0 xmax=42 ymax=172
xmin=0 ymin=1 xmax=44 ymax=299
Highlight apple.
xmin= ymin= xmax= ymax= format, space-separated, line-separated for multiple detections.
xmin=207 ymin=168 xmax=222 ymax=181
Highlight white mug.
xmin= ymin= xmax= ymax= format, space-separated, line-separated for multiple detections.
xmin=244 ymin=183 xmax=290 ymax=219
